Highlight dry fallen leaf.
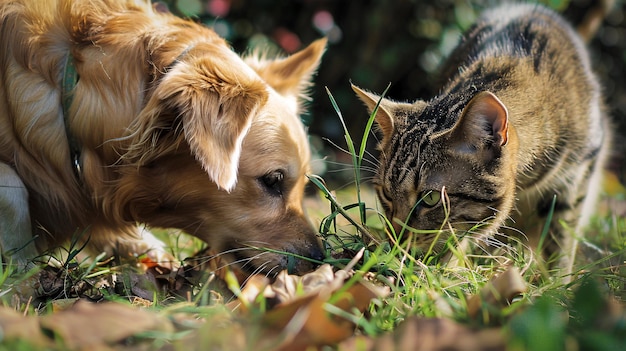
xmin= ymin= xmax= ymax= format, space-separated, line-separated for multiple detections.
xmin=40 ymin=300 xmax=174 ymax=350
xmin=226 ymin=249 xmax=391 ymax=350
xmin=339 ymin=317 xmax=506 ymax=351
xmin=467 ymin=266 xmax=527 ymax=320
xmin=0 ymin=307 xmax=48 ymax=347
xmin=0 ymin=300 xmax=174 ymax=350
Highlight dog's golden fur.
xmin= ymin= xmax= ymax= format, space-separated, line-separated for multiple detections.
xmin=0 ymin=0 xmax=326 ymax=274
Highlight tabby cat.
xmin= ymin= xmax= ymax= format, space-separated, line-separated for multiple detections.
xmin=353 ymin=3 xmax=611 ymax=274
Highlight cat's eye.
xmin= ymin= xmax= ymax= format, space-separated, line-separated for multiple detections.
xmin=259 ymin=170 xmax=284 ymax=197
xmin=420 ymin=190 xmax=441 ymax=208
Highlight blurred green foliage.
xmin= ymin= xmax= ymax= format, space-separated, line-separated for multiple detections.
xmin=160 ymin=0 xmax=626 ymax=185
xmin=508 ymin=278 xmax=626 ymax=351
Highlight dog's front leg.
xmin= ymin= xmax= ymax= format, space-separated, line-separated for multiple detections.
xmin=0 ymin=163 xmax=38 ymax=269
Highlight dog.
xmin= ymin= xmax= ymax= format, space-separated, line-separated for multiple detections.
xmin=0 ymin=0 xmax=326 ymax=276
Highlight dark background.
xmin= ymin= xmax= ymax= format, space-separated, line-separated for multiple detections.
xmin=162 ymin=0 xmax=626 ymax=187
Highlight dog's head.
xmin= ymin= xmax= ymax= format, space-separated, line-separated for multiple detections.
xmin=119 ymin=38 xmax=326 ymax=276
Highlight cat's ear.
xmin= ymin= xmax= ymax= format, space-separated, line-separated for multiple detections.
xmin=352 ymin=84 xmax=395 ymax=137
xmin=453 ymin=91 xmax=509 ymax=148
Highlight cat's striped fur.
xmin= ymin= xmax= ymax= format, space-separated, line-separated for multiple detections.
xmin=353 ymin=3 xmax=611 ymax=274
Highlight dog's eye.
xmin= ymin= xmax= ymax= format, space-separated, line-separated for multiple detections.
xmin=259 ymin=170 xmax=285 ymax=196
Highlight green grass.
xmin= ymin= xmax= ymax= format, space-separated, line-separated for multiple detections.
xmin=307 ymin=175 xmax=626 ymax=347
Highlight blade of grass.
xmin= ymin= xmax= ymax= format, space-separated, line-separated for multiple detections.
xmin=325 ymin=87 xmax=366 ymax=223
xmin=309 ymin=174 xmax=379 ymax=244
xmin=325 ymin=87 xmax=358 ymax=182
xmin=64 ymin=229 xmax=92 ymax=269
xmin=326 ymin=86 xmax=388 ymax=226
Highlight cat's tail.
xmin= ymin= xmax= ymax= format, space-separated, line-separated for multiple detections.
xmin=577 ymin=0 xmax=614 ymax=43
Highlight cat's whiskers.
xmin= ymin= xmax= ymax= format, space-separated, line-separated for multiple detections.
xmin=363 ymin=148 xmax=382 ymax=167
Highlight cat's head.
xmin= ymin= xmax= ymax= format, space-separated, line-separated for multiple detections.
xmin=353 ymin=84 xmax=518 ymax=253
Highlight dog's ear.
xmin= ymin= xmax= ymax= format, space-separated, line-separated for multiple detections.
xmin=131 ymin=50 xmax=268 ymax=192
xmin=180 ymin=75 xmax=268 ymax=192
xmin=246 ymin=38 xmax=327 ymax=98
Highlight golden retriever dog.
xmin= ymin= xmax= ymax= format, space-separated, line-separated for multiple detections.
xmin=0 ymin=0 xmax=326 ymax=275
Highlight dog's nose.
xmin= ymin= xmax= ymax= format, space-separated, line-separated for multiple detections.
xmin=289 ymin=240 xmax=325 ymax=275
xmin=306 ymin=242 xmax=325 ymax=263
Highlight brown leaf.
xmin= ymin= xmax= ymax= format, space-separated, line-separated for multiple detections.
xmin=0 ymin=307 xmax=49 ymax=347
xmin=175 ymin=250 xmax=390 ymax=350
xmin=467 ymin=266 xmax=527 ymax=320
xmin=339 ymin=317 xmax=506 ymax=351
xmin=125 ymin=271 xmax=158 ymax=302
xmin=39 ymin=300 xmax=173 ymax=349
xmin=9 ymin=266 xmax=65 ymax=303
xmin=51 ymin=298 xmax=81 ymax=312
xmin=226 ymin=274 xmax=270 ymax=312
xmin=232 ymin=256 xmax=390 ymax=350
xmin=266 ymin=264 xmax=338 ymax=305
xmin=270 ymin=294 xmax=355 ymax=350
xmin=167 ymin=310 xmax=247 ymax=351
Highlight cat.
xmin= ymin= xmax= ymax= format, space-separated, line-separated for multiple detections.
xmin=352 ymin=3 xmax=612 ymax=276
